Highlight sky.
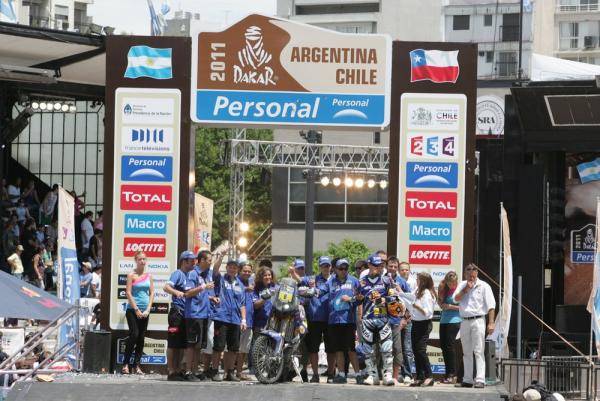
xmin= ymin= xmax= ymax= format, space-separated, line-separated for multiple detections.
xmin=88 ymin=0 xmax=276 ymax=35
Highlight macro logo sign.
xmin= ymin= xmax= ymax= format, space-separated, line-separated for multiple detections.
xmin=406 ymin=162 xmax=458 ymax=189
xmin=191 ymin=14 xmax=391 ymax=128
xmin=408 ymin=133 xmax=457 ymax=159
xmin=405 ymin=191 xmax=457 ymax=218
xmin=120 ymin=185 xmax=172 ymax=211
xmin=408 ymin=244 xmax=451 ymax=265
xmin=121 ymin=155 xmax=173 ymax=182
xmin=123 ymin=237 xmax=166 ymax=258
xmin=409 ymin=221 xmax=452 ymax=242
xmin=121 ymin=127 xmax=174 ymax=154
xmin=124 ymin=214 xmax=167 ymax=235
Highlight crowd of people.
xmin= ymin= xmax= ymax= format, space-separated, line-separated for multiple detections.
xmin=1 ymin=178 xmax=103 ymax=299
xmin=121 ymin=248 xmax=496 ymax=388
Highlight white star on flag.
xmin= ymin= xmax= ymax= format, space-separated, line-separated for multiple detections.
xmin=413 ymin=55 xmax=422 ymax=63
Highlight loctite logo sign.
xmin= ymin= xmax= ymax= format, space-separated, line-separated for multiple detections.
xmin=409 ymin=245 xmax=452 ymax=265
xmin=120 ymin=185 xmax=172 ymax=211
xmin=405 ymin=191 xmax=457 ymax=218
xmin=123 ymin=237 xmax=166 ymax=257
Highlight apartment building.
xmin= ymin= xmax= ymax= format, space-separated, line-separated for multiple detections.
xmin=4 ymin=0 xmax=95 ymax=32
xmin=555 ymin=0 xmax=600 ymax=64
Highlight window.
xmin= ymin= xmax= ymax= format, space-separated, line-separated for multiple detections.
xmin=501 ymin=13 xmax=519 ymax=42
xmin=484 ymin=14 xmax=493 ymax=26
xmin=287 ymin=169 xmax=388 ymax=223
xmin=373 ymin=132 xmax=380 ymax=144
xmin=559 ymin=22 xmax=579 ymax=49
xmin=453 ymin=15 xmax=470 ymax=30
xmin=316 ymin=22 xmax=375 ymax=34
xmin=296 ymin=3 xmax=379 ymax=15
xmin=496 ymin=52 xmax=517 ymax=78
xmin=486 ymin=51 xmax=494 ymax=63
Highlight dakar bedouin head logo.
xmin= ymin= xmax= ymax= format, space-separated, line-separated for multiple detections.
xmin=234 ymin=25 xmax=276 ymax=86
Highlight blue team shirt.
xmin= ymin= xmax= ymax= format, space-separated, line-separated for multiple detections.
xmin=252 ymin=284 xmax=278 ymax=329
xmin=301 ymin=274 xmax=330 ymax=322
xmin=388 ymin=274 xmax=410 ymax=325
xmin=184 ymin=267 xmax=210 ymax=319
xmin=167 ymin=269 xmax=188 ymax=312
xmin=359 ymin=274 xmax=392 ymax=321
xmin=198 ymin=266 xmax=217 ymax=318
xmin=213 ymin=274 xmax=246 ymax=325
xmin=240 ymin=278 xmax=254 ymax=327
xmin=326 ymin=275 xmax=360 ymax=324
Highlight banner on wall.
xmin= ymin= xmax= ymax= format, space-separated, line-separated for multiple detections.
xmin=193 ymin=193 xmax=213 ymax=254
xmin=57 ymin=187 xmax=80 ymax=351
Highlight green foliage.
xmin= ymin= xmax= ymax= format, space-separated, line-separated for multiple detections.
xmin=195 ymin=128 xmax=273 ymax=248
xmin=284 ymin=239 xmax=371 ymax=276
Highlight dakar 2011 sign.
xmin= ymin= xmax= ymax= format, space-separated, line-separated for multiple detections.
xmin=191 ymin=14 xmax=391 ymax=129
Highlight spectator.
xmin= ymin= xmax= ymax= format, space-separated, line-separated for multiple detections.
xmin=438 ymin=271 xmax=462 ymax=384
xmin=91 ymin=265 xmax=102 ymax=299
xmin=80 ymin=262 xmax=93 ymax=297
xmin=1 ymin=178 xmax=9 ymax=206
xmin=89 ymin=229 xmax=102 ymax=268
xmin=70 ymin=190 xmax=85 ymax=217
xmin=21 ymin=180 xmax=40 ymax=219
xmin=32 ymin=246 xmax=45 ymax=288
xmin=14 ymin=199 xmax=31 ymax=225
xmin=410 ymin=272 xmax=436 ymax=387
xmin=7 ymin=177 xmax=21 ymax=206
xmin=2 ymin=217 xmax=19 ymax=256
xmin=7 ymin=244 xmax=25 ymax=279
xmin=94 ymin=210 xmax=103 ymax=231
xmin=386 ymin=256 xmax=411 ymax=382
xmin=399 ymin=261 xmax=416 ymax=384
xmin=80 ymin=211 xmax=94 ymax=259
xmin=42 ymin=243 xmax=54 ymax=292
xmin=21 ymin=218 xmax=38 ymax=283
xmin=40 ymin=184 xmax=59 ymax=225
xmin=252 ymin=267 xmax=278 ymax=332
xmin=35 ymin=223 xmax=46 ymax=244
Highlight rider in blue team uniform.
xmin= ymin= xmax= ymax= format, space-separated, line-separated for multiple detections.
xmin=386 ymin=256 xmax=411 ymax=381
xmin=357 ymin=255 xmax=397 ymax=386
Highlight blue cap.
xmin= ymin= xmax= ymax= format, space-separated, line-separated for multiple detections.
xmin=336 ymin=258 xmax=350 ymax=268
xmin=293 ymin=259 xmax=305 ymax=269
xmin=368 ymin=254 xmax=384 ymax=266
xmin=318 ymin=256 xmax=331 ymax=266
xmin=179 ymin=250 xmax=196 ymax=261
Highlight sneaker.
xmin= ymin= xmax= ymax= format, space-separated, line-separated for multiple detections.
xmin=310 ymin=374 xmax=320 ymax=383
xmin=403 ymin=376 xmax=413 ymax=385
xmin=383 ymin=373 xmax=395 ymax=386
xmin=474 ymin=382 xmax=485 ymax=389
xmin=455 ymin=382 xmax=473 ymax=388
xmin=363 ymin=375 xmax=374 ymax=385
xmin=212 ymin=371 xmax=223 ymax=382
xmin=183 ymin=372 xmax=200 ymax=382
xmin=237 ymin=373 xmax=251 ymax=381
xmin=327 ymin=374 xmax=335 ymax=384
xmin=355 ymin=374 xmax=364 ymax=385
xmin=201 ymin=370 xmax=213 ymax=381
xmin=300 ymin=369 xmax=309 ymax=383
xmin=333 ymin=374 xmax=347 ymax=384
xmin=167 ymin=372 xmax=186 ymax=381
xmin=195 ymin=372 xmax=206 ymax=381
xmin=225 ymin=370 xmax=240 ymax=382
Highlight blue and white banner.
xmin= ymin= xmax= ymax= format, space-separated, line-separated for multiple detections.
xmin=0 ymin=0 xmax=17 ymax=23
xmin=577 ymin=158 xmax=600 ymax=184
xmin=57 ymin=187 xmax=80 ymax=359
xmin=124 ymin=46 xmax=172 ymax=80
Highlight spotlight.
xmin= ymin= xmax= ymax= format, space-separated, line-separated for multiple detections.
xmin=53 ymin=102 xmax=61 ymax=111
xmin=379 ymin=179 xmax=388 ymax=189
xmin=320 ymin=176 xmax=330 ymax=187
xmin=345 ymin=177 xmax=354 ymax=188
xmin=31 ymin=102 xmax=39 ymax=110
xmin=69 ymin=105 xmax=77 ymax=113
xmin=240 ymin=222 xmax=249 ymax=233
xmin=367 ymin=179 xmax=376 ymax=188
xmin=332 ymin=177 xmax=341 ymax=187
xmin=238 ymin=236 xmax=248 ymax=248
xmin=355 ymin=178 xmax=364 ymax=188
xmin=239 ymin=253 xmax=248 ymax=262
xmin=39 ymin=102 xmax=47 ymax=110
xmin=61 ymin=104 xmax=69 ymax=112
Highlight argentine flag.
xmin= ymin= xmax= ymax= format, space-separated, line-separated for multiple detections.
xmin=0 ymin=0 xmax=17 ymax=23
xmin=577 ymin=157 xmax=600 ymax=184
xmin=124 ymin=46 xmax=172 ymax=80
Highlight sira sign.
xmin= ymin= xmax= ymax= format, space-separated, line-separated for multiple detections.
xmin=191 ymin=14 xmax=391 ymax=129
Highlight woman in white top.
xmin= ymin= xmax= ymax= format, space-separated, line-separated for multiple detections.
xmin=410 ymin=272 xmax=436 ymax=387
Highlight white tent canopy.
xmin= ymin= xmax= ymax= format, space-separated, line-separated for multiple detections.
xmin=531 ymin=53 xmax=600 ymax=82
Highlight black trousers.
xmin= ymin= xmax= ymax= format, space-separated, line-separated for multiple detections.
xmin=124 ymin=309 xmax=149 ymax=368
xmin=439 ymin=322 xmax=460 ymax=376
xmin=411 ymin=319 xmax=432 ymax=380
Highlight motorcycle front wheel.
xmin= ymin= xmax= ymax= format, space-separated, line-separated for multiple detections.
xmin=250 ymin=335 xmax=285 ymax=384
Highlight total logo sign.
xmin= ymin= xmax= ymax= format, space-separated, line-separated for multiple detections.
xmin=406 ymin=162 xmax=458 ymax=189
xmin=121 ymin=156 xmax=173 ymax=182
xmin=121 ymin=185 xmax=172 ymax=211
xmin=408 ymin=134 xmax=457 ymax=159
xmin=405 ymin=191 xmax=457 ymax=218
xmin=123 ymin=237 xmax=166 ymax=258
xmin=409 ymin=244 xmax=451 ymax=265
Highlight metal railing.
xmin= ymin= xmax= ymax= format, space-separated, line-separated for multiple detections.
xmin=556 ymin=3 xmax=600 ymax=12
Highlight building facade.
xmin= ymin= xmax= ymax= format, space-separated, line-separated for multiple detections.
xmin=1 ymin=0 xmax=95 ymax=32
xmin=555 ymin=0 xmax=600 ymax=64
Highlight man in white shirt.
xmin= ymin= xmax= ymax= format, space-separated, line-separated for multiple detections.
xmin=7 ymin=245 xmax=24 ymax=280
xmin=398 ymin=261 xmax=416 ymax=383
xmin=453 ymin=263 xmax=496 ymax=389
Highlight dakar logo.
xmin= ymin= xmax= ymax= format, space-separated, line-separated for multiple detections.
xmin=233 ymin=26 xmax=276 ymax=86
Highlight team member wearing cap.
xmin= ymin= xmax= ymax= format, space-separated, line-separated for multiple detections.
xmin=300 ymin=256 xmax=334 ymax=383
xmin=182 ymin=251 xmax=215 ymax=381
xmin=236 ymin=262 xmax=254 ymax=380
xmin=326 ymin=258 xmax=361 ymax=384
xmin=386 ymin=257 xmax=410 ymax=381
xmin=163 ymin=250 xmax=195 ymax=381
xmin=288 ymin=258 xmax=311 ymax=382
xmin=210 ymin=259 xmax=247 ymax=382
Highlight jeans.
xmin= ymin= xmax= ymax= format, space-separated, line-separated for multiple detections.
xmin=124 ymin=309 xmax=149 ymax=368
xmin=439 ymin=322 xmax=460 ymax=376
xmin=12 ymin=273 xmax=23 ymax=280
xmin=400 ymin=321 xmax=415 ymax=378
xmin=411 ymin=319 xmax=432 ymax=380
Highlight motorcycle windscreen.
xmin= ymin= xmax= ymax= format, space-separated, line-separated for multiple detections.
xmin=273 ymin=277 xmax=299 ymax=312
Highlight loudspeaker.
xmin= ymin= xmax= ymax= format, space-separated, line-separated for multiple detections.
xmin=82 ymin=330 xmax=111 ymax=373
xmin=485 ymin=339 xmax=497 ymax=382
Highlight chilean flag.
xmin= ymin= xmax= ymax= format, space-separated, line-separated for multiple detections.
xmin=410 ymin=49 xmax=460 ymax=83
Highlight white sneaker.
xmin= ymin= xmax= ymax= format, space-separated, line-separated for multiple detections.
xmin=363 ymin=375 xmax=374 ymax=385
xmin=373 ymin=376 xmax=380 ymax=385
xmin=403 ymin=376 xmax=413 ymax=384
xmin=383 ymin=373 xmax=395 ymax=386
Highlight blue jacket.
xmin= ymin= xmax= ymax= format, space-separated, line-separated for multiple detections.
xmin=184 ymin=267 xmax=211 ymax=319
xmin=301 ymin=274 xmax=330 ymax=322
xmin=252 ymin=284 xmax=278 ymax=329
xmin=167 ymin=269 xmax=188 ymax=313
xmin=212 ymin=274 xmax=246 ymax=325
xmin=198 ymin=266 xmax=217 ymax=318
xmin=326 ymin=275 xmax=360 ymax=324
xmin=240 ymin=278 xmax=254 ymax=328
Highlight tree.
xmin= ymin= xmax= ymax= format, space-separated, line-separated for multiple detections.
xmin=282 ymin=239 xmax=371 ymax=276
xmin=195 ymin=128 xmax=273 ymax=249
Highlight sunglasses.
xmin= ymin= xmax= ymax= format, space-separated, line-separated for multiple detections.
xmin=337 ymin=266 xmax=349 ymax=271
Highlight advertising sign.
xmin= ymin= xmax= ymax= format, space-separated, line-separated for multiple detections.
xmin=397 ymin=93 xmax=467 ymax=276
xmin=476 ymin=95 xmax=504 ymax=136
xmin=116 ymin=337 xmax=167 ymax=365
xmin=191 ymin=14 xmax=391 ymax=129
xmin=571 ymin=223 xmax=596 ymax=264
xmin=110 ymin=88 xmax=181 ymax=331
xmin=193 ymin=193 xmax=214 ymax=254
